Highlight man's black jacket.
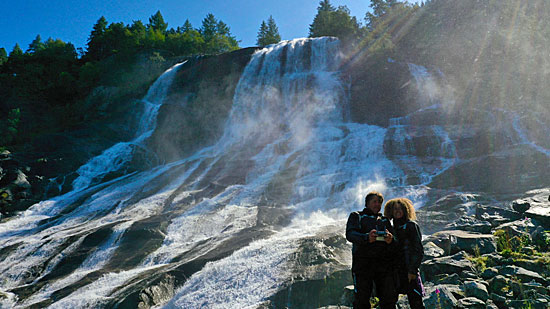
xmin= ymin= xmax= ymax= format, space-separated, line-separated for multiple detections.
xmin=346 ymin=207 xmax=399 ymax=263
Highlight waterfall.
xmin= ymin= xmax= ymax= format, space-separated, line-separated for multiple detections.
xmin=161 ymin=38 xmax=406 ymax=307
xmin=71 ymin=61 xmax=186 ymax=191
xmin=385 ymin=63 xmax=458 ymax=188
xmin=0 ymin=38 xmax=422 ymax=308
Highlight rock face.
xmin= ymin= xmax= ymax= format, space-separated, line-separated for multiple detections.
xmin=0 ymin=151 xmax=47 ymax=215
xmin=268 ymin=224 xmax=353 ymax=309
xmin=344 ymin=53 xmax=425 ymax=127
xmin=148 ymin=48 xmax=257 ymax=163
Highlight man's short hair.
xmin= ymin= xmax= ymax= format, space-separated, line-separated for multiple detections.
xmin=365 ymin=191 xmax=384 ymax=207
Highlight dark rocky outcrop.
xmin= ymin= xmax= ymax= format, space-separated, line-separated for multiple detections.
xmin=147 ymin=47 xmax=257 ymax=163
xmin=267 ymin=224 xmax=353 ymax=309
xmin=343 ymin=53 xmax=426 ymax=127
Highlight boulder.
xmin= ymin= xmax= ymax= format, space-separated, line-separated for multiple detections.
xmin=485 ymin=300 xmax=500 ymax=309
xmin=457 ymin=297 xmax=485 ymax=308
xmin=490 ymin=292 xmax=507 ymax=306
xmin=481 ymin=267 xmax=499 ymax=281
xmin=425 ymin=230 xmax=496 ymax=255
xmin=512 ymin=200 xmax=531 ymax=213
xmin=488 ymin=275 xmax=509 ymax=296
xmin=531 ymin=226 xmax=550 ymax=252
xmin=509 ymin=280 xmax=549 ymax=299
xmin=268 ymin=225 xmax=354 ymax=308
xmin=421 ymin=251 xmax=475 ymax=283
xmin=475 ymin=204 xmax=521 ymax=226
xmin=0 ymin=153 xmax=42 ymax=215
xmin=460 ymin=270 xmax=480 ymax=281
xmin=462 ymin=280 xmax=489 ymax=301
xmin=511 ymin=259 xmax=549 ymax=278
xmin=423 ymin=232 xmax=451 ymax=255
xmin=423 ymin=241 xmax=445 ymax=260
xmin=445 ymin=215 xmax=492 ymax=234
xmin=436 ymin=273 xmax=461 ymax=285
xmin=507 ymin=298 xmax=549 ymax=309
xmin=423 ymin=285 xmax=460 ymax=308
xmin=340 ymin=285 xmax=354 ymax=307
xmin=525 ymin=203 xmax=550 ymax=229
xmin=512 ymin=189 xmax=550 ymax=228
xmin=495 ymin=218 xmax=536 ymax=239
xmin=498 ymin=265 xmax=547 ymax=285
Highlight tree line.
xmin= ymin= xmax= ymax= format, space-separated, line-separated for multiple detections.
xmin=0 ymin=0 xmax=416 ymax=148
xmin=0 ymin=11 xmax=240 ymax=146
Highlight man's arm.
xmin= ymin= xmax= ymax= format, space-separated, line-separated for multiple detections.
xmin=346 ymin=212 xmax=369 ymax=245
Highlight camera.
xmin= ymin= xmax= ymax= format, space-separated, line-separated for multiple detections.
xmin=375 ymin=225 xmax=387 ymax=241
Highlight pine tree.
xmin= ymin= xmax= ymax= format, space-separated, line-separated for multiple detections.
xmin=86 ymin=16 xmax=108 ymax=60
xmin=371 ymin=0 xmax=390 ymax=17
xmin=200 ymin=13 xmax=218 ymax=42
xmin=365 ymin=0 xmax=398 ymax=29
xmin=0 ymin=47 xmax=7 ymax=66
xmin=104 ymin=22 xmax=134 ymax=53
xmin=318 ymin=0 xmax=335 ymax=12
xmin=148 ymin=10 xmax=168 ymax=33
xmin=257 ymin=21 xmax=268 ymax=46
xmin=309 ymin=0 xmax=361 ymax=43
xmin=130 ymin=20 xmax=147 ymax=46
xmin=177 ymin=19 xmax=194 ymax=34
xmin=257 ymin=16 xmax=281 ymax=47
xmin=27 ymin=35 xmax=45 ymax=54
xmin=9 ymin=44 xmax=23 ymax=58
xmin=200 ymin=14 xmax=239 ymax=54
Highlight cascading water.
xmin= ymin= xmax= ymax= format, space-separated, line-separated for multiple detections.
xmin=385 ymin=63 xmax=458 ymax=187
xmin=0 ymin=38 xmax=429 ymax=308
xmin=510 ymin=111 xmax=550 ymax=157
xmin=71 ymin=61 xmax=186 ymax=191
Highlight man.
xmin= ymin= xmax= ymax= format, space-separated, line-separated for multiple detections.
xmin=346 ymin=192 xmax=398 ymax=308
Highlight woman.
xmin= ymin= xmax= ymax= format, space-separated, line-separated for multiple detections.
xmin=384 ymin=198 xmax=425 ymax=309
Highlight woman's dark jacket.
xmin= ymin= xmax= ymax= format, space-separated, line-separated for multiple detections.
xmin=393 ymin=218 xmax=423 ymax=275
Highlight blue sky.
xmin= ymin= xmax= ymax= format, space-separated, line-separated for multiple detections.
xmin=0 ymin=0 xmax=387 ymax=52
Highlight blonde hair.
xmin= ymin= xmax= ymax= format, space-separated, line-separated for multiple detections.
xmin=384 ymin=198 xmax=417 ymax=221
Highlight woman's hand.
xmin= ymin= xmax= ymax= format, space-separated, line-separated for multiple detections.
xmin=408 ymin=273 xmax=417 ymax=282
xmin=384 ymin=229 xmax=393 ymax=244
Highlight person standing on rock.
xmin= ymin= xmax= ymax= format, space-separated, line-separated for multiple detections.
xmin=346 ymin=191 xmax=399 ymax=308
xmin=384 ymin=198 xmax=425 ymax=309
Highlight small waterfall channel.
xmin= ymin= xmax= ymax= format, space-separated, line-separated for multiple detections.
xmin=71 ymin=61 xmax=186 ymax=191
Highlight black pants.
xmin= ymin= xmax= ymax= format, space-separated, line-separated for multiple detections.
xmin=398 ymin=271 xmax=425 ymax=309
xmin=352 ymin=264 xmax=397 ymax=309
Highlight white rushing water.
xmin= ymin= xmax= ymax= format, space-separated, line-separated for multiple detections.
xmin=0 ymin=38 xmax=450 ymax=308
xmin=71 ymin=61 xmax=186 ymax=191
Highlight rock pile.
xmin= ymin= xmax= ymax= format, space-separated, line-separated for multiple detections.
xmin=334 ymin=191 xmax=550 ymax=309
xmin=418 ymin=196 xmax=550 ymax=309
